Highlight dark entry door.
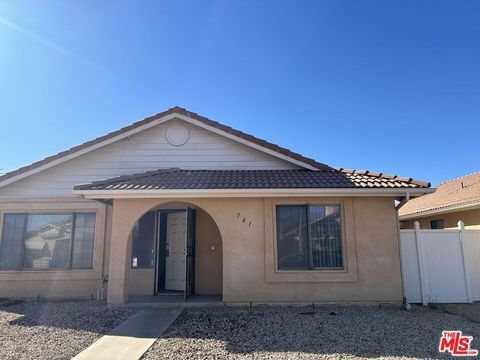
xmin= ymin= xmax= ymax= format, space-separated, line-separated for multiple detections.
xmin=184 ymin=207 xmax=196 ymax=300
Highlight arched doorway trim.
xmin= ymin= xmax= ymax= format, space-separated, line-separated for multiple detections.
xmin=114 ymin=199 xmax=223 ymax=302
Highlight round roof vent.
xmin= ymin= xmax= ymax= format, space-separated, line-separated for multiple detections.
xmin=166 ymin=124 xmax=189 ymax=146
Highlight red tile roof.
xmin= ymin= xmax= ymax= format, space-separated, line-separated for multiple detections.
xmin=399 ymin=172 xmax=480 ymax=217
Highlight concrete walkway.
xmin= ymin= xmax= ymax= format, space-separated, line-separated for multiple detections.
xmin=73 ymin=308 xmax=183 ymax=360
xmin=128 ymin=295 xmax=223 ymax=308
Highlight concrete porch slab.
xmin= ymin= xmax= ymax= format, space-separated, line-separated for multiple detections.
xmin=127 ymin=295 xmax=224 ymax=309
xmin=73 ymin=308 xmax=183 ymax=360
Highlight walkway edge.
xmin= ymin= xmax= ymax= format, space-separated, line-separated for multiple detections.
xmin=73 ymin=308 xmax=183 ymax=360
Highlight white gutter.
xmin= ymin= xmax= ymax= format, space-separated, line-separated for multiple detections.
xmin=73 ymin=187 xmax=433 ymax=199
xmin=399 ymin=200 xmax=480 ymax=220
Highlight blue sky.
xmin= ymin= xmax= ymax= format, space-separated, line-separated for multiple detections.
xmin=0 ymin=1 xmax=479 ymax=185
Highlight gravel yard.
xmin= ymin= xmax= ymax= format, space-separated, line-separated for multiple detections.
xmin=1 ymin=301 xmax=480 ymax=360
xmin=0 ymin=300 xmax=135 ymax=360
xmin=142 ymin=303 xmax=480 ymax=360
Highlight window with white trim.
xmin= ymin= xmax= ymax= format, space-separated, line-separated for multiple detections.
xmin=0 ymin=213 xmax=96 ymax=270
xmin=276 ymin=204 xmax=343 ymax=270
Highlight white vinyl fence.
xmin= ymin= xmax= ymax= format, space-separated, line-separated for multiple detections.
xmin=400 ymin=221 xmax=480 ymax=305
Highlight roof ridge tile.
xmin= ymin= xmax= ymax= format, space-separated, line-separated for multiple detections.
xmin=437 ymin=171 xmax=480 ymax=186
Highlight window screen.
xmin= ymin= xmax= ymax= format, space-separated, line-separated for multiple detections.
xmin=276 ymin=206 xmax=309 ymax=270
xmin=23 ymin=214 xmax=73 ymax=269
xmin=0 ymin=212 xmax=96 ymax=270
xmin=276 ymin=204 xmax=343 ymax=270
xmin=72 ymin=213 xmax=96 ymax=269
xmin=310 ymin=205 xmax=343 ymax=268
xmin=131 ymin=211 xmax=156 ymax=268
xmin=0 ymin=214 xmax=26 ymax=270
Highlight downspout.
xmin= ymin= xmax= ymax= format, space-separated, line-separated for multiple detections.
xmin=395 ymin=191 xmax=410 ymax=309
xmin=395 ymin=191 xmax=410 ymax=210
xmin=96 ymin=200 xmax=112 ymax=301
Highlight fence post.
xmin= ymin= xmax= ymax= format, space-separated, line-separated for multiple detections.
xmin=414 ymin=221 xmax=429 ymax=306
xmin=458 ymin=221 xmax=473 ymax=303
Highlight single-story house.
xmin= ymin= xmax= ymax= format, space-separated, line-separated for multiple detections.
xmin=0 ymin=107 xmax=432 ymax=304
xmin=399 ymin=172 xmax=480 ymax=230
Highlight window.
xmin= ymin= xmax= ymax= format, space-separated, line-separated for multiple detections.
xmin=276 ymin=204 xmax=343 ymax=270
xmin=430 ymin=219 xmax=444 ymax=229
xmin=71 ymin=214 xmax=96 ymax=269
xmin=0 ymin=214 xmax=26 ymax=270
xmin=131 ymin=211 xmax=156 ymax=268
xmin=0 ymin=213 xmax=96 ymax=270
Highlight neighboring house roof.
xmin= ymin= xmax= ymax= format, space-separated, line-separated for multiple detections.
xmin=399 ymin=172 xmax=480 ymax=219
xmin=74 ymin=168 xmax=429 ymax=192
xmin=0 ymin=106 xmax=431 ymax=192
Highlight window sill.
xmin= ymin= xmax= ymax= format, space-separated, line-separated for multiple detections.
xmin=277 ymin=268 xmax=345 ymax=272
xmin=266 ymin=268 xmax=357 ymax=283
xmin=0 ymin=269 xmax=101 ymax=281
xmin=19 ymin=268 xmax=94 ymax=272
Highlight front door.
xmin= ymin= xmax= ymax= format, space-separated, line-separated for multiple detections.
xmin=164 ymin=212 xmax=187 ymax=291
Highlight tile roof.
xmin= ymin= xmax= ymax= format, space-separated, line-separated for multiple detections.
xmin=74 ymin=169 xmax=430 ymax=191
xmin=0 ymin=106 xmax=430 ymax=191
xmin=399 ymin=172 xmax=480 ymax=217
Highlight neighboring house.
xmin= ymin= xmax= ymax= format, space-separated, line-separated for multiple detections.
xmin=0 ymin=107 xmax=432 ymax=304
xmin=399 ymin=172 xmax=480 ymax=230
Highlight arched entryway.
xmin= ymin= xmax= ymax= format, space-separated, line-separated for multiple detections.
xmin=126 ymin=202 xmax=223 ymax=300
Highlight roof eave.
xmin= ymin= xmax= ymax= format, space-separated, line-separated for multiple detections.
xmin=399 ymin=200 xmax=480 ymax=220
xmin=73 ymin=187 xmax=433 ymax=199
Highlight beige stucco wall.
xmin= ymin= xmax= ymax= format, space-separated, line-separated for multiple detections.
xmin=194 ymin=208 xmax=223 ymax=295
xmin=401 ymin=208 xmax=480 ymax=230
xmin=128 ymin=268 xmax=155 ymax=296
xmin=0 ymin=197 xmax=107 ymax=299
xmin=108 ymin=196 xmax=403 ymax=304
xmin=0 ymin=196 xmax=402 ymax=303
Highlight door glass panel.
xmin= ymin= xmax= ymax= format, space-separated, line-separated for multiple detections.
xmin=131 ymin=211 xmax=156 ymax=268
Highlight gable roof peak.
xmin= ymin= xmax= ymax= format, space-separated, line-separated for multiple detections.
xmin=0 ymin=106 xmax=332 ymax=187
xmin=0 ymin=106 xmax=432 ymax=191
